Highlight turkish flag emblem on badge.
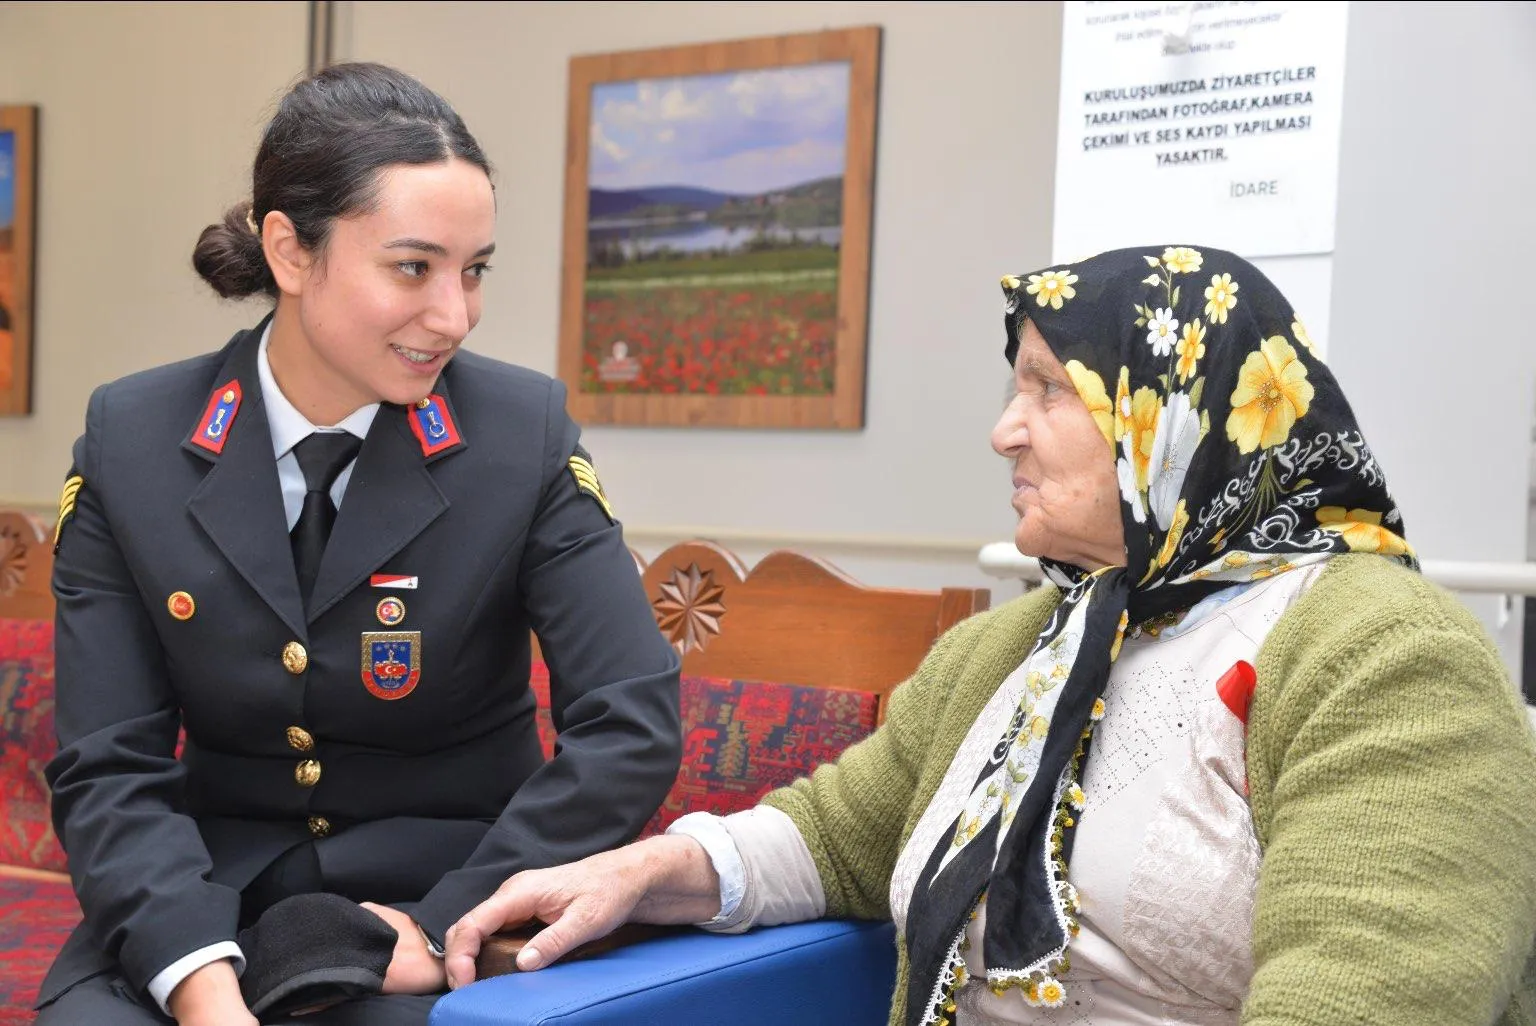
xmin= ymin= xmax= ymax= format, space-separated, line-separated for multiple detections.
xmin=361 ymin=631 xmax=422 ymax=700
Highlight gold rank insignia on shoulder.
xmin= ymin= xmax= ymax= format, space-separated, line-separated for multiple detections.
xmin=568 ymin=447 xmax=615 ymax=523
xmin=54 ymin=473 xmax=83 ymax=553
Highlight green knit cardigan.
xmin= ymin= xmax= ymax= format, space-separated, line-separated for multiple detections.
xmin=762 ymin=555 xmax=1536 ymax=1026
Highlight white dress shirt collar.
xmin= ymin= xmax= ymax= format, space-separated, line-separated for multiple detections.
xmin=256 ymin=322 xmax=379 ymax=457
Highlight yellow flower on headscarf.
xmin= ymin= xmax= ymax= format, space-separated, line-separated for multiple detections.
xmin=1065 ymin=360 xmax=1113 ymax=449
xmin=1292 ymin=318 xmax=1317 ymax=358
xmin=1316 ymin=507 xmax=1413 ymax=556
xmin=1157 ymin=499 xmax=1189 ymax=567
xmin=1175 ymin=319 xmax=1206 ymax=384
xmin=1113 ymin=366 xmax=1131 ymax=442
xmin=1001 ymin=274 xmax=1021 ymax=290
xmin=1226 ymin=335 xmax=1314 ymax=454
xmin=1162 ymin=246 xmax=1203 ymax=274
xmin=1248 ymin=556 xmax=1296 ymax=581
xmin=1204 ymin=272 xmax=1239 ymax=324
xmin=1110 ymin=610 xmax=1129 ymax=661
xmin=1027 ymin=269 xmax=1079 ymax=311
xmin=1126 ymin=387 xmax=1160 ymax=489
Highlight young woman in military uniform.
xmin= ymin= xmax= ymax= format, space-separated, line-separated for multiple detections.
xmin=35 ymin=62 xmax=682 ymax=1026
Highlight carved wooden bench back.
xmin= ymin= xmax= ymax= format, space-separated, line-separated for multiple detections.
xmin=639 ymin=540 xmax=989 ymax=723
xmin=0 ymin=510 xmax=54 ymax=621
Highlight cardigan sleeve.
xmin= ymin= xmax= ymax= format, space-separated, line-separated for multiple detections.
xmin=757 ymin=626 xmax=969 ymax=920
xmin=760 ymin=589 xmax=1059 ymax=921
xmin=1244 ymin=557 xmax=1536 ymax=1026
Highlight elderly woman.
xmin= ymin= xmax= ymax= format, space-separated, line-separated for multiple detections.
xmin=442 ymin=246 xmax=1536 ymax=1025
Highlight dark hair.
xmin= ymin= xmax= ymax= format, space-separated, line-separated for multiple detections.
xmin=193 ymin=62 xmax=493 ymax=299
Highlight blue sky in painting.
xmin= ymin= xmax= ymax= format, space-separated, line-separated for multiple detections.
xmin=0 ymin=132 xmax=13 ymax=230
xmin=589 ymin=62 xmax=849 ymax=194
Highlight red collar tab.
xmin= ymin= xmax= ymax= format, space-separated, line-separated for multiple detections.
xmin=190 ymin=380 xmax=243 ymax=455
xmin=408 ymin=394 xmax=462 ymax=457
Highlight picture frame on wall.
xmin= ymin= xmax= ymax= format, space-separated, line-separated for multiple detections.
xmin=0 ymin=105 xmax=37 ymax=417
xmin=558 ymin=26 xmax=881 ymax=430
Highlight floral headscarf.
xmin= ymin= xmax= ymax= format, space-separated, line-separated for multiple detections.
xmin=903 ymin=245 xmax=1414 ymax=1024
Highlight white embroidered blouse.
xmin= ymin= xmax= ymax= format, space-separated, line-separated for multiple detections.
xmin=672 ymin=565 xmax=1325 ymax=1025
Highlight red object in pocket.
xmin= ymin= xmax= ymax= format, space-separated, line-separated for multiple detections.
xmin=1216 ymin=659 xmax=1258 ymax=724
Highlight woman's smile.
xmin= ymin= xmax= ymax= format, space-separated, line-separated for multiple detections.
xmin=390 ymin=341 xmax=453 ymax=372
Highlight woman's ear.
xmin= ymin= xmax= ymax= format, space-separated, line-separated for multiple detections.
xmin=260 ymin=211 xmax=311 ymax=297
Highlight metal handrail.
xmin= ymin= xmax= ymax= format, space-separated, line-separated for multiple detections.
xmin=977 ymin=542 xmax=1536 ymax=596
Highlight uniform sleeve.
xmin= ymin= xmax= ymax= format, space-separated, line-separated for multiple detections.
xmin=1243 ymin=584 xmax=1536 ymax=1026
xmin=411 ymin=378 xmax=682 ymax=941
xmin=47 ymin=385 xmax=245 ymax=992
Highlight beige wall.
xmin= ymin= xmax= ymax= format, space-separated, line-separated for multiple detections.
xmin=3 ymin=2 xmax=1536 ymax=670
xmin=0 ymin=1 xmax=306 ymax=507
xmin=338 ymin=0 xmax=1062 ymax=597
xmin=340 ymin=0 xmax=1536 ymax=673
xmin=1327 ymin=0 xmax=1536 ymax=673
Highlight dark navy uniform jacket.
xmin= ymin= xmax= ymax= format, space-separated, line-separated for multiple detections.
xmin=39 ymin=323 xmax=682 ymax=1004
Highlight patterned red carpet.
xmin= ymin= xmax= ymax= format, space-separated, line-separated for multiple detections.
xmin=0 ymin=873 xmax=78 ymax=1024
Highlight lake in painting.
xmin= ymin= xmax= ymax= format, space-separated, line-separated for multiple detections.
xmin=581 ymin=62 xmax=849 ymax=397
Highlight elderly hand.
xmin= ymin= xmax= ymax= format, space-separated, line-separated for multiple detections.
xmin=360 ymin=902 xmax=448 ymax=995
xmin=444 ymin=834 xmax=721 ymax=989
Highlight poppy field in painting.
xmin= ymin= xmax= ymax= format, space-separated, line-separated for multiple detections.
xmin=580 ymin=63 xmax=848 ymax=398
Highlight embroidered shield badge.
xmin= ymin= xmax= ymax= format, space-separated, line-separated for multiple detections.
xmin=360 ymin=631 xmax=422 ymax=700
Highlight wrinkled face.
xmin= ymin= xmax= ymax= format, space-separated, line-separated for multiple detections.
xmin=280 ymin=158 xmax=496 ymax=421
xmin=991 ymin=320 xmax=1126 ymax=570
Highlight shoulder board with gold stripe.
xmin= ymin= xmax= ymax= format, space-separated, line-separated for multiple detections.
xmin=568 ymin=451 xmax=615 ymax=522
xmin=54 ymin=473 xmax=83 ymax=551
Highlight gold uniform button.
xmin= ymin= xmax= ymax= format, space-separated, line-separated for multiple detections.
xmin=286 ymin=726 xmax=315 ymax=753
xmin=294 ymin=759 xmax=322 ymax=788
xmin=282 ymin=642 xmax=308 ymax=675
xmin=308 ymin=815 xmax=331 ymax=838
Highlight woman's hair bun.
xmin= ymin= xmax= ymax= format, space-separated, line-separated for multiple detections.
xmin=192 ymin=202 xmax=277 ymax=300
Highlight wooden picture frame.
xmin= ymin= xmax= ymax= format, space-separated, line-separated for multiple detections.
xmin=0 ymin=106 xmax=37 ymax=416
xmin=558 ymin=27 xmax=881 ymax=430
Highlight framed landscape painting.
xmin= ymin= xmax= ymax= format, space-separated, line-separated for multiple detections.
xmin=559 ymin=27 xmax=881 ymax=429
xmin=0 ymin=106 xmax=36 ymax=416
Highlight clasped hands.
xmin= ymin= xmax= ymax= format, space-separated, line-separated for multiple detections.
xmin=443 ymin=834 xmax=721 ymax=990
xmin=169 ymin=834 xmax=718 ymax=1021
xmin=167 ymin=901 xmax=443 ymax=1025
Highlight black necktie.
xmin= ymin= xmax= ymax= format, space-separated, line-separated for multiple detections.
xmin=290 ymin=431 xmax=363 ymax=605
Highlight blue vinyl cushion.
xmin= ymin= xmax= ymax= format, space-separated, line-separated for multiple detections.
xmin=429 ymin=919 xmax=897 ymax=1026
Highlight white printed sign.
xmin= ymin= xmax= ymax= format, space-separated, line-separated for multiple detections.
xmin=1053 ymin=1 xmax=1349 ymax=262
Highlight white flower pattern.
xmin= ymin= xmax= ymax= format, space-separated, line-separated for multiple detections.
xmin=1117 ymin=440 xmax=1148 ymax=525
xmin=1146 ymin=307 xmax=1179 ymax=357
xmin=1148 ymin=392 xmax=1201 ymax=530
